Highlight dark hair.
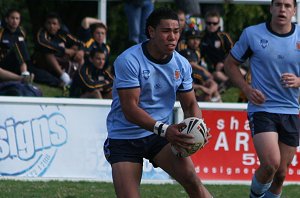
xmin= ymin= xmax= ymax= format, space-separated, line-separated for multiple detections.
xmin=44 ymin=12 xmax=62 ymax=25
xmin=90 ymin=23 xmax=107 ymax=34
xmin=5 ymin=8 xmax=21 ymax=19
xmin=204 ymin=10 xmax=220 ymax=21
xmin=145 ymin=7 xmax=179 ymax=38
xmin=271 ymin=0 xmax=296 ymax=6
xmin=90 ymin=47 xmax=106 ymax=58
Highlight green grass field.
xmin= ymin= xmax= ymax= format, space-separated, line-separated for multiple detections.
xmin=0 ymin=180 xmax=299 ymax=198
xmin=37 ymin=82 xmax=241 ymax=103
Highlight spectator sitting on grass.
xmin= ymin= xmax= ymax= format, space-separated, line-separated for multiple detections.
xmin=34 ymin=12 xmax=84 ymax=86
xmin=69 ymin=48 xmax=113 ymax=99
xmin=78 ymin=17 xmax=111 ymax=72
xmin=180 ymin=29 xmax=221 ymax=102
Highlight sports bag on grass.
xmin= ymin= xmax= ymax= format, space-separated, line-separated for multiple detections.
xmin=0 ymin=81 xmax=42 ymax=97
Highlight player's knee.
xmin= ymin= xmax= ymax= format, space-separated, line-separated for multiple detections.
xmin=180 ymin=171 xmax=201 ymax=189
xmin=261 ymin=162 xmax=280 ymax=177
xmin=273 ymin=168 xmax=287 ymax=185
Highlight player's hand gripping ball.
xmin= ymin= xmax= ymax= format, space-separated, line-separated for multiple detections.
xmin=171 ymin=117 xmax=209 ymax=157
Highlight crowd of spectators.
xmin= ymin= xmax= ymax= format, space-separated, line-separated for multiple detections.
xmin=0 ymin=3 xmax=248 ymax=102
xmin=0 ymin=8 xmax=113 ymax=99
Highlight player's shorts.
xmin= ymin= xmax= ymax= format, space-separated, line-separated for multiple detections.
xmin=103 ymin=134 xmax=169 ymax=167
xmin=248 ymin=112 xmax=300 ymax=147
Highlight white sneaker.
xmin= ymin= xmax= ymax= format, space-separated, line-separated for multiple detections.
xmin=60 ymin=72 xmax=72 ymax=85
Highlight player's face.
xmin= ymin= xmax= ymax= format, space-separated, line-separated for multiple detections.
xmin=270 ymin=0 xmax=296 ymax=26
xmin=205 ymin=16 xmax=220 ymax=33
xmin=6 ymin=11 xmax=21 ymax=31
xmin=149 ymin=19 xmax=180 ymax=56
xmin=45 ymin=18 xmax=61 ymax=35
xmin=90 ymin=52 xmax=106 ymax=69
xmin=93 ymin=27 xmax=106 ymax=44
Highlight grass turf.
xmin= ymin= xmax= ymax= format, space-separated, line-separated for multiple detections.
xmin=0 ymin=180 xmax=299 ymax=198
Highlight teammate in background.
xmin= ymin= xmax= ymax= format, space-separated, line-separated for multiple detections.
xmin=69 ymin=48 xmax=113 ymax=99
xmin=224 ymin=0 xmax=300 ymax=197
xmin=103 ymin=7 xmax=212 ymax=198
xmin=34 ymin=12 xmax=84 ymax=86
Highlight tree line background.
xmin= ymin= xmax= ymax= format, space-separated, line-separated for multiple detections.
xmin=0 ymin=0 xmax=269 ymax=61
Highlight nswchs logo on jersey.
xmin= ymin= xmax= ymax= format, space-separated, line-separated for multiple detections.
xmin=0 ymin=105 xmax=68 ymax=177
xmin=260 ymin=39 xmax=268 ymax=48
xmin=142 ymin=70 xmax=150 ymax=79
xmin=296 ymin=41 xmax=300 ymax=50
xmin=175 ymin=70 xmax=180 ymax=80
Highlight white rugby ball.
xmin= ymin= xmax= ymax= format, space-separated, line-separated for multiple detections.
xmin=171 ymin=117 xmax=209 ymax=157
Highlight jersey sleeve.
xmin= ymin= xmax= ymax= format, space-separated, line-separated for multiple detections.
xmin=177 ymin=57 xmax=193 ymax=92
xmin=114 ymin=56 xmax=140 ymax=89
xmin=230 ymin=28 xmax=252 ymax=63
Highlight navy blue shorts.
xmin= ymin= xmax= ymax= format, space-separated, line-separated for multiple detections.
xmin=103 ymin=134 xmax=169 ymax=167
xmin=248 ymin=112 xmax=300 ymax=147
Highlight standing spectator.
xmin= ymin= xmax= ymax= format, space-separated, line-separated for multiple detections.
xmin=174 ymin=0 xmax=201 ymax=17
xmin=34 ymin=12 xmax=84 ymax=86
xmin=0 ymin=8 xmax=30 ymax=76
xmin=200 ymin=10 xmax=233 ymax=88
xmin=103 ymin=7 xmax=212 ymax=198
xmin=180 ymin=29 xmax=221 ymax=102
xmin=224 ymin=0 xmax=300 ymax=197
xmin=124 ymin=0 xmax=154 ymax=46
xmin=69 ymin=48 xmax=113 ymax=99
xmin=176 ymin=9 xmax=187 ymax=51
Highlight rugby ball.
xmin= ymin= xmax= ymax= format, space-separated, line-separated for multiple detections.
xmin=171 ymin=117 xmax=209 ymax=157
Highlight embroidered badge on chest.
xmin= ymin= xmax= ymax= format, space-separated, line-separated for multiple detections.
xmin=214 ymin=40 xmax=221 ymax=48
xmin=142 ymin=70 xmax=150 ymax=79
xmin=296 ymin=41 xmax=300 ymax=50
xmin=175 ymin=70 xmax=180 ymax=80
xmin=260 ymin=39 xmax=268 ymax=48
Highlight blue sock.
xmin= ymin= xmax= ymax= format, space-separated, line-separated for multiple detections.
xmin=250 ymin=175 xmax=272 ymax=198
xmin=264 ymin=190 xmax=281 ymax=198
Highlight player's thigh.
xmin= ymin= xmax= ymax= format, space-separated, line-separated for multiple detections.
xmin=111 ymin=162 xmax=143 ymax=197
xmin=153 ymin=144 xmax=199 ymax=184
xmin=253 ymin=132 xmax=280 ymax=165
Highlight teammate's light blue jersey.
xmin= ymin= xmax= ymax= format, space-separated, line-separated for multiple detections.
xmin=107 ymin=42 xmax=193 ymax=139
xmin=231 ymin=22 xmax=300 ymax=114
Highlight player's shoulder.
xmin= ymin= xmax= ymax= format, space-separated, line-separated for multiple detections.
xmin=173 ymin=50 xmax=191 ymax=67
xmin=114 ymin=44 xmax=142 ymax=66
xmin=244 ymin=22 xmax=266 ymax=33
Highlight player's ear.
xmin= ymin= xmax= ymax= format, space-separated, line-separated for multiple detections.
xmin=148 ymin=26 xmax=155 ymax=38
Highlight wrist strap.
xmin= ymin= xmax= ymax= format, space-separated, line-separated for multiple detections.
xmin=153 ymin=121 xmax=169 ymax=137
xmin=21 ymin=71 xmax=30 ymax=77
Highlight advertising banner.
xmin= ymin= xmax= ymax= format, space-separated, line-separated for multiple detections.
xmin=191 ymin=109 xmax=300 ymax=183
xmin=0 ymin=98 xmax=170 ymax=182
xmin=0 ymin=98 xmax=299 ymax=184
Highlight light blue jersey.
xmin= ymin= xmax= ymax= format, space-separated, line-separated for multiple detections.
xmin=107 ymin=42 xmax=193 ymax=139
xmin=231 ymin=22 xmax=300 ymax=114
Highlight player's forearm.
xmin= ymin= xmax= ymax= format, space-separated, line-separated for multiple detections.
xmin=224 ymin=55 xmax=250 ymax=93
xmin=122 ymin=105 xmax=157 ymax=132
